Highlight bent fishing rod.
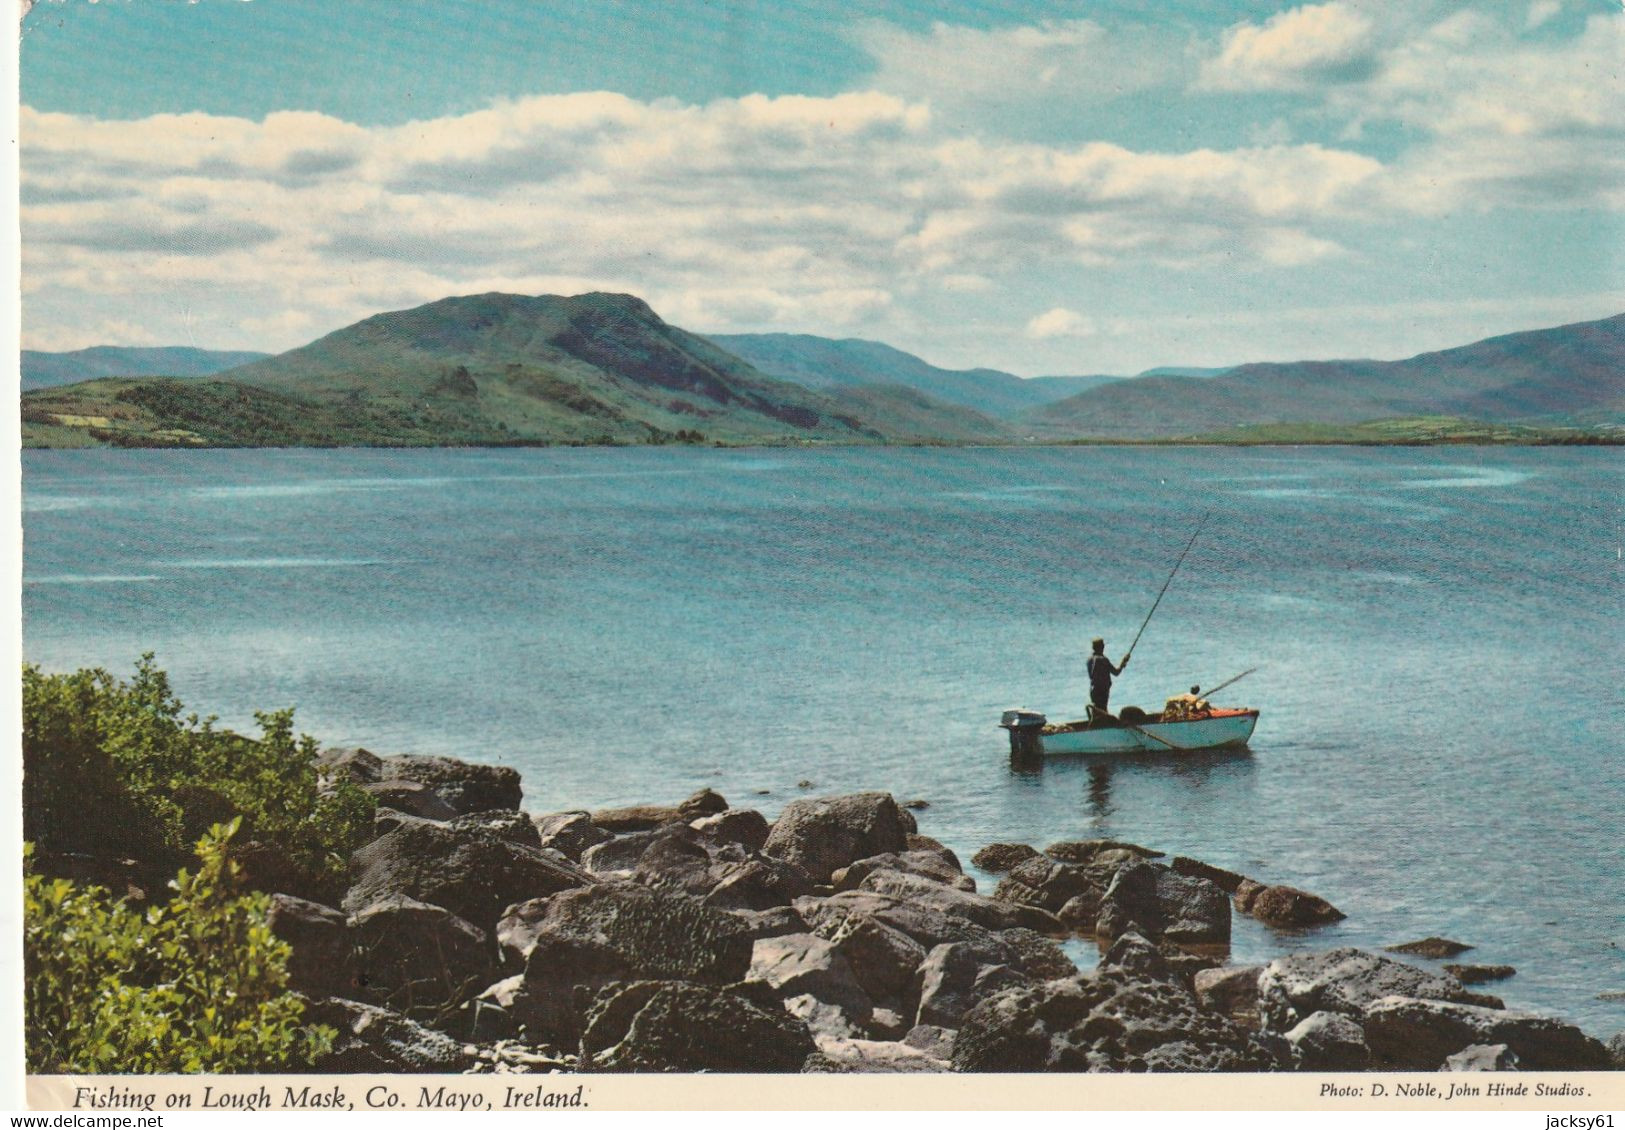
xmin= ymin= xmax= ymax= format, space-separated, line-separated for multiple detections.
xmin=1123 ymin=509 xmax=1211 ymax=662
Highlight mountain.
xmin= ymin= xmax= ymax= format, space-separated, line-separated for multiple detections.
xmin=1027 ymin=313 xmax=1625 ymax=438
xmin=21 ymin=346 xmax=271 ymax=391
xmin=1136 ymin=365 xmax=1230 ymax=379
xmin=23 ymin=293 xmax=911 ymax=447
xmin=709 ymin=333 xmax=1110 ymax=418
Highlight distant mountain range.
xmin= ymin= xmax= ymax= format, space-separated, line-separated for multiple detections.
xmin=19 ymin=295 xmax=1624 ymax=448
xmin=1025 ymin=313 xmax=1625 ymax=437
xmin=709 ymin=333 xmax=1115 ymax=419
xmin=21 ymin=346 xmax=270 ymax=391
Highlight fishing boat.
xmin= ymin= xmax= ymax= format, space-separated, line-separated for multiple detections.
xmin=1000 ymin=705 xmax=1259 ymax=756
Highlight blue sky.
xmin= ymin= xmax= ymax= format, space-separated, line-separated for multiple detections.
xmin=18 ymin=0 xmax=1625 ymax=374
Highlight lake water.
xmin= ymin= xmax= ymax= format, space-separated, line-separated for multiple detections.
xmin=21 ymin=445 xmax=1625 ymax=1035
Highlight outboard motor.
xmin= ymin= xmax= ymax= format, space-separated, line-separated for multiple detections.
xmin=999 ymin=708 xmax=1047 ymax=758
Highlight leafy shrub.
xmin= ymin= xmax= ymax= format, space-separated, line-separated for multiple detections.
xmin=22 ymin=656 xmax=374 ymax=895
xmin=24 ymin=825 xmax=335 ymax=1073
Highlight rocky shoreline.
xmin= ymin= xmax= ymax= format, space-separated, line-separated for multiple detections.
xmin=269 ymin=747 xmax=1624 ymax=1074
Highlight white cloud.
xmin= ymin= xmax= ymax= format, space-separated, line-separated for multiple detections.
xmin=1526 ymin=0 xmax=1563 ymax=31
xmin=1200 ymin=2 xmax=1379 ymax=91
xmin=1026 ymin=307 xmax=1095 ymax=339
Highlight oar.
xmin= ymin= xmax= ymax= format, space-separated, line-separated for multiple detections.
xmin=1124 ymin=510 xmax=1211 ymax=663
xmin=1200 ymin=666 xmax=1259 ymax=699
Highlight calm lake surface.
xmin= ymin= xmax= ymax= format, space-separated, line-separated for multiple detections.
xmin=21 ymin=445 xmax=1625 ymax=1033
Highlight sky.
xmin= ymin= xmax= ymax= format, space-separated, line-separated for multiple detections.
xmin=16 ymin=0 xmax=1625 ymax=375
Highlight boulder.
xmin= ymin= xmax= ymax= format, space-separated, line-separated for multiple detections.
xmin=803 ymin=1037 xmax=948 ymax=1073
xmin=361 ymin=780 xmax=458 ymax=821
xmin=999 ymin=927 xmax=1079 ymax=981
xmin=350 ymin=895 xmax=494 ymax=1016
xmin=761 ymin=792 xmax=911 ymax=883
xmin=704 ymin=857 xmax=818 ymax=912
xmin=1443 ymin=1043 xmax=1520 ymax=1071
xmin=856 ymin=869 xmax=1060 ymax=934
xmin=1386 ymin=937 xmax=1473 ymax=959
xmin=995 ymin=855 xmax=1116 ymax=916
xmin=799 ymin=890 xmax=1044 ymax=977
xmin=690 ymin=807 xmax=771 ymax=852
xmin=1233 ymin=878 xmax=1266 ymax=913
xmin=1170 ymin=856 xmax=1247 ymax=894
xmin=376 ymin=753 xmax=522 ymax=815
xmin=316 ymin=746 xmax=383 ymax=785
xmin=590 ymin=790 xmax=727 ymax=835
xmin=1362 ymin=995 xmax=1611 ymax=1070
xmin=495 ymin=897 xmax=553 ymax=968
xmin=915 ymin=943 xmax=1028 ymax=1029
xmin=1443 ymin=963 xmax=1515 ymax=984
xmin=825 ymin=916 xmax=928 ymax=1005
xmin=1283 ymin=1010 xmax=1371 ymax=1070
xmin=952 ymin=970 xmax=1282 ymax=1073
xmin=1607 ymin=1032 xmax=1625 ymax=1069
xmin=905 ymin=834 xmax=962 ymax=871
xmin=630 ymin=825 xmax=726 ymax=897
xmin=747 ymin=933 xmax=875 ymax=1034
xmin=1193 ymin=965 xmax=1264 ymax=1021
xmin=1256 ymin=948 xmax=1476 ymax=1032
xmin=1096 ymin=932 xmax=1179 ymax=982
xmin=267 ymin=894 xmax=357 ymax=1000
xmin=450 ymin=809 xmax=542 ymax=847
xmin=345 ymin=819 xmax=592 ymax=935
xmin=726 ymin=905 xmax=810 ymax=942
xmin=580 ymin=831 xmax=661 ymax=875
xmin=834 ymin=851 xmax=974 ymax=893
xmin=903 ymin=1024 xmax=957 ymax=1061
xmin=1045 ymin=840 xmax=1162 ymax=864
xmin=304 ymin=997 xmax=472 ymax=1073
xmin=1247 ymin=885 xmax=1345 ymax=928
xmin=533 ymin=811 xmax=614 ymax=861
xmin=971 ymin=843 xmax=1040 ymax=873
xmin=1096 ymin=862 xmax=1231 ymax=945
xmin=578 ymin=980 xmax=815 ymax=1072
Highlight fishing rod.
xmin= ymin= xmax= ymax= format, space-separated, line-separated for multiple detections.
xmin=1124 ymin=509 xmax=1211 ymax=662
xmin=1200 ymin=666 xmax=1259 ymax=699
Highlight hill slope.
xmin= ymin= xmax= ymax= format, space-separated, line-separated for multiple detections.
xmin=710 ymin=332 xmax=1111 ymax=419
xmin=1028 ymin=313 xmax=1625 ymax=437
xmin=25 ymin=293 xmax=907 ymax=447
xmin=21 ymin=346 xmax=270 ymax=391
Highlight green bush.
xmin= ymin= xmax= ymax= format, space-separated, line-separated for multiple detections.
xmin=24 ymin=825 xmax=335 ymax=1073
xmin=22 ymin=656 xmax=374 ymax=894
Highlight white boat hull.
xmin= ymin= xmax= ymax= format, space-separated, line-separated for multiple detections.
xmin=1002 ymin=708 xmax=1259 ymax=756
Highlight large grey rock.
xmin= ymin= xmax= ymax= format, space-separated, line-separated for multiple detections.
xmin=580 ymin=831 xmax=661 ymax=874
xmin=590 ymin=789 xmax=728 ymax=834
xmin=821 ymin=914 xmax=928 ymax=1005
xmin=915 ymin=943 xmax=1028 ymax=1029
xmin=450 ymin=808 xmax=542 ymax=847
xmin=856 ymin=869 xmax=1060 ymax=934
xmin=1044 ymin=840 xmax=1163 ymax=864
xmin=798 ymin=890 xmax=1049 ymax=978
xmin=804 ymin=1038 xmax=949 ymax=1073
xmin=747 ymin=933 xmax=875 ymax=1034
xmin=994 ymin=855 xmax=1119 ymax=916
xmin=317 ymin=746 xmax=383 ymax=785
xmin=703 ymin=855 xmax=818 ymax=912
xmin=1193 ymin=964 xmax=1264 ymax=1020
xmin=305 ymin=997 xmax=472 ymax=1073
xmin=999 ymin=927 xmax=1079 ymax=981
xmin=267 ymin=894 xmax=357 ymax=1001
xmin=345 ymin=818 xmax=592 ymax=935
xmin=952 ymin=970 xmax=1283 ymax=1073
xmin=1443 ymin=1043 xmax=1520 ymax=1071
xmin=1096 ymin=862 xmax=1231 ymax=945
xmin=834 ymin=851 xmax=974 ymax=893
xmin=725 ymin=905 xmax=810 ymax=943
xmin=1247 ymin=884 xmax=1345 ymax=928
xmin=761 ymin=792 xmax=912 ymax=883
xmin=494 ymin=896 xmax=553 ymax=968
xmin=362 ymin=780 xmax=459 ymax=821
xmin=533 ymin=811 xmax=614 ymax=861
xmin=905 ymin=834 xmax=962 ymax=871
xmin=1170 ymin=856 xmax=1247 ymax=894
xmin=1257 ymin=948 xmax=1475 ymax=1032
xmin=376 ymin=753 xmax=522 ymax=815
xmin=690 ymin=807 xmax=771 ymax=852
xmin=1363 ymin=996 xmax=1611 ymax=1070
xmin=972 ymin=843 xmax=1040 ymax=873
xmin=1284 ymin=1010 xmax=1371 ymax=1070
xmin=578 ymin=980 xmax=815 ymax=1072
xmin=350 ymin=895 xmax=494 ymax=1016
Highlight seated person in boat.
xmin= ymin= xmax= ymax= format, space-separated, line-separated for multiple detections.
xmin=1086 ymin=637 xmax=1129 ymax=720
xmin=1162 ymin=685 xmax=1212 ymax=721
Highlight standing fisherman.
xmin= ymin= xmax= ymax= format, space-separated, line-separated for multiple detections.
xmin=1087 ymin=637 xmax=1129 ymax=719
